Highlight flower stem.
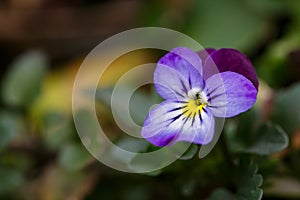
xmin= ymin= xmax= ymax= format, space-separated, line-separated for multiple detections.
xmin=220 ymin=132 xmax=234 ymax=166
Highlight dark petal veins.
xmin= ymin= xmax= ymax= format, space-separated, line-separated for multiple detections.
xmin=205 ymin=71 xmax=257 ymax=118
xmin=182 ymin=112 xmax=192 ymax=125
xmin=168 ymin=105 xmax=187 ymax=113
xmin=206 ymin=85 xmax=222 ymax=97
xmin=171 ymin=107 xmax=215 ymax=145
xmin=141 ymin=100 xmax=215 ymax=146
xmin=174 ymin=91 xmax=185 ymax=98
xmin=208 ymin=105 xmax=224 ymax=109
xmin=180 ymin=79 xmax=188 ymax=93
xmin=188 ymin=76 xmax=192 ymax=89
xmin=154 ymin=47 xmax=205 ymax=100
xmin=191 ymin=113 xmax=196 ymax=126
xmin=198 ymin=109 xmax=203 ymax=124
xmin=207 ymin=92 xmax=226 ymax=102
xmin=168 ymin=110 xmax=188 ymax=125
xmin=174 ymin=100 xmax=188 ymax=104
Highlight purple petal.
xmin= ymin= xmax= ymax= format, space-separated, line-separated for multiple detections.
xmin=171 ymin=107 xmax=215 ymax=145
xmin=155 ymin=47 xmax=204 ymax=99
xmin=203 ymin=48 xmax=259 ymax=90
xmin=141 ymin=100 xmax=186 ymax=146
xmin=141 ymin=100 xmax=215 ymax=146
xmin=205 ymin=71 xmax=257 ymax=118
xmin=197 ymin=48 xmax=216 ymax=62
xmin=170 ymin=47 xmax=203 ymax=74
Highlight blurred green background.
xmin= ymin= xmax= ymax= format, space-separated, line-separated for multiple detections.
xmin=1 ymin=0 xmax=300 ymax=199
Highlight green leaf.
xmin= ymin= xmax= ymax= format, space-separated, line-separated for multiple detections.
xmin=1 ymin=50 xmax=48 ymax=107
xmin=0 ymin=166 xmax=23 ymax=195
xmin=257 ymin=35 xmax=300 ymax=88
xmin=272 ymin=83 xmax=300 ymax=135
xmin=185 ymin=0 xmax=267 ymax=50
xmin=129 ymin=87 xmax=161 ymax=125
xmin=208 ymin=161 xmax=263 ymax=200
xmin=116 ymin=137 xmax=149 ymax=153
xmin=226 ymin=109 xmax=262 ymax=152
xmin=101 ymin=137 xmax=151 ymax=172
xmin=171 ymin=143 xmax=199 ymax=160
xmin=95 ymin=87 xmax=113 ymax=108
xmin=236 ymin=162 xmax=263 ymax=200
xmin=244 ymin=123 xmax=289 ymax=155
xmin=58 ymin=144 xmax=93 ymax=171
xmin=96 ymin=86 xmax=160 ymax=125
xmin=0 ymin=111 xmax=25 ymax=151
xmin=41 ymin=112 xmax=73 ymax=150
xmin=227 ymin=109 xmax=289 ymax=155
xmin=73 ymin=109 xmax=104 ymax=156
xmin=207 ymin=188 xmax=236 ymax=200
xmin=287 ymin=0 xmax=300 ymax=23
xmin=242 ymin=0 xmax=288 ymax=16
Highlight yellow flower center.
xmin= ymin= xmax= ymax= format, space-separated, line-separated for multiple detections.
xmin=182 ymin=93 xmax=207 ymax=118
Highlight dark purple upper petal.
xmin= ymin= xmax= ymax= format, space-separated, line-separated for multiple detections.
xmin=197 ymin=48 xmax=216 ymax=63
xmin=203 ymin=48 xmax=259 ymax=90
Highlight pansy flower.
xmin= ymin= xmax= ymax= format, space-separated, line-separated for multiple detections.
xmin=141 ymin=47 xmax=258 ymax=146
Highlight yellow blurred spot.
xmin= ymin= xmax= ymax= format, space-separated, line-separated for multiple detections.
xmin=29 ymin=49 xmax=156 ymax=127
